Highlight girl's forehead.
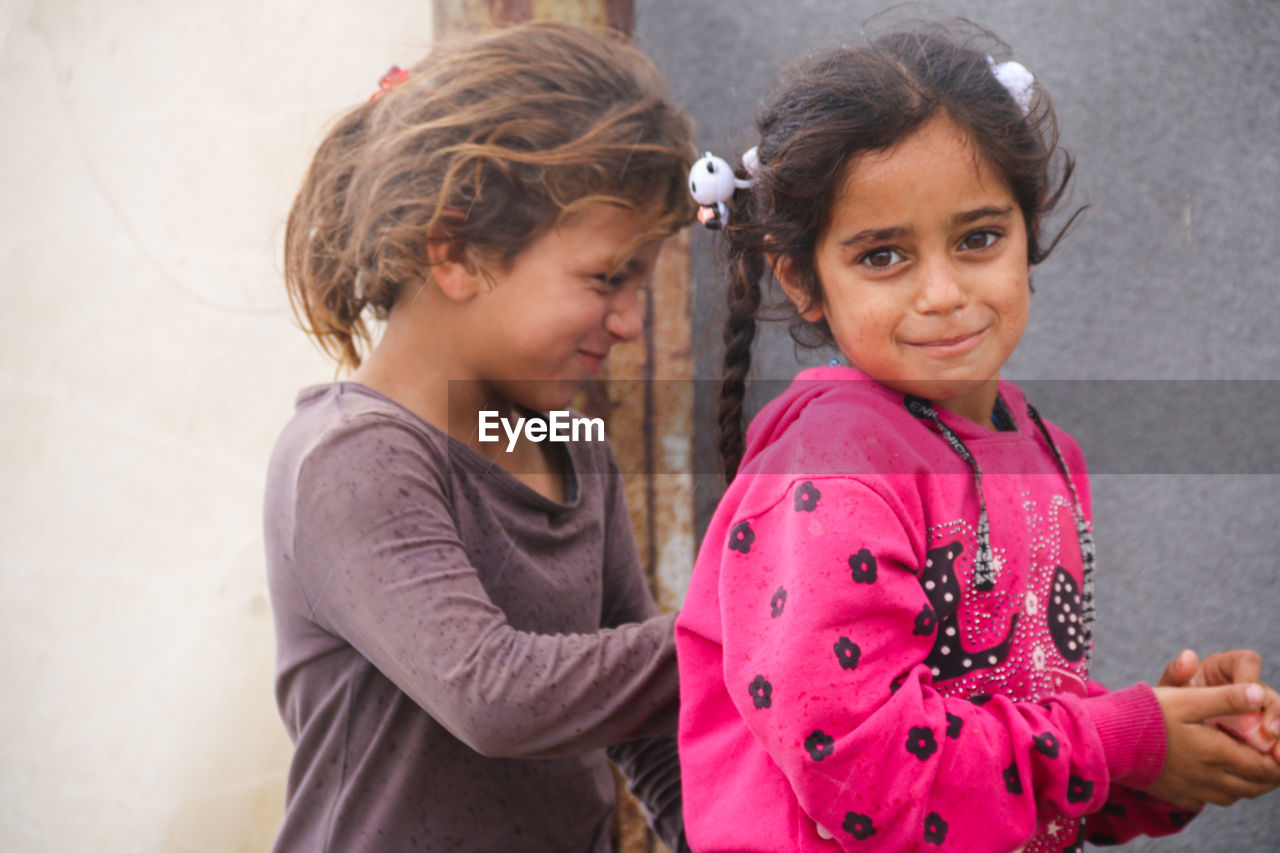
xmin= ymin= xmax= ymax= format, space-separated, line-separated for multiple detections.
xmin=832 ymin=116 xmax=1014 ymax=225
xmin=556 ymin=200 xmax=668 ymax=259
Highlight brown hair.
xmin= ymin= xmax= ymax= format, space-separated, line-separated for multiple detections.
xmin=284 ymin=20 xmax=696 ymax=370
xmin=717 ymin=19 xmax=1083 ymax=480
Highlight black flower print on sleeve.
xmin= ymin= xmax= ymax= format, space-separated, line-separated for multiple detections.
xmin=923 ymin=812 xmax=949 ymax=845
xmin=1168 ymin=811 xmax=1194 ymax=829
xmin=1003 ymin=761 xmax=1022 ymax=794
xmin=1066 ymin=775 xmax=1094 ymax=803
xmin=728 ymin=521 xmax=755 ymax=553
xmin=833 ymin=637 xmax=861 ymax=670
xmin=748 ymin=675 xmax=772 ymax=709
xmin=804 ymin=729 xmax=835 ymax=761
xmin=1032 ymin=731 xmax=1060 ymax=759
xmin=770 ymin=586 xmax=787 ymax=618
xmin=945 ymin=712 xmax=962 ymax=739
xmin=890 ymin=671 xmax=909 ymax=695
xmin=968 ymin=694 xmax=993 ymax=706
xmin=1088 ymin=832 xmax=1119 ymax=846
xmin=842 ymin=812 xmax=876 ymax=841
xmin=906 ymin=726 xmax=938 ymax=760
xmin=848 ymin=548 xmax=878 ymax=583
xmin=913 ymin=603 xmax=937 ymax=636
xmin=794 ymin=481 xmax=821 ymax=512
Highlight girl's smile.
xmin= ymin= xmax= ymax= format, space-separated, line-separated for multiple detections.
xmin=576 ymin=348 xmax=609 ymax=373
xmin=902 ymin=323 xmax=992 ymax=357
xmin=780 ymin=112 xmax=1031 ymax=427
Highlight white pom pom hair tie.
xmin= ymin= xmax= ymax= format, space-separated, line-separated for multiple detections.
xmin=688 ymin=148 xmax=757 ymax=230
xmin=986 ymin=55 xmax=1034 ymax=116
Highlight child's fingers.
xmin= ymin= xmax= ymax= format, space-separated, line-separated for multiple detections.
xmin=1148 ymin=694 xmax=1280 ymax=808
xmin=1214 ymin=729 xmax=1280 ymax=782
xmin=1192 ymin=717 xmax=1280 ymax=792
xmin=1192 ymin=757 xmax=1276 ymax=807
xmin=1197 ymin=771 xmax=1276 ymax=807
xmin=1155 ymin=682 xmax=1265 ymax=723
xmin=1206 ymin=712 xmax=1279 ymax=753
xmin=1169 ymin=650 xmax=1280 ymax=752
xmin=1198 ymin=649 xmax=1264 ymax=688
xmin=1206 ymin=681 xmax=1280 ymax=755
xmin=1258 ymin=681 xmax=1280 ymax=749
xmin=1157 ymin=648 xmax=1200 ymax=687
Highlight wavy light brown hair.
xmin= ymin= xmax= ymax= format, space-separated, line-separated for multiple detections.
xmin=285 ymin=21 xmax=696 ymax=370
xmin=716 ymin=20 xmax=1083 ymax=480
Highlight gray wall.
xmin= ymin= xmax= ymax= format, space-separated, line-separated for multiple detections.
xmin=638 ymin=1 xmax=1280 ymax=849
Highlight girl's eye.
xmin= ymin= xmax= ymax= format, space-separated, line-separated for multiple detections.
xmin=960 ymin=230 xmax=1001 ymax=251
xmin=859 ymin=247 xmax=904 ymax=269
xmin=594 ymin=274 xmax=628 ymax=290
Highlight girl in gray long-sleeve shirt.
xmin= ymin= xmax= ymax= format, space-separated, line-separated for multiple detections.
xmin=266 ymin=21 xmax=696 ymax=852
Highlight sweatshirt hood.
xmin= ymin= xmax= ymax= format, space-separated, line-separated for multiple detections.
xmin=739 ymin=366 xmax=897 ymax=472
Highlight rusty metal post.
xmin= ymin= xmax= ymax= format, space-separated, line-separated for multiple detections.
xmin=434 ymin=0 xmax=635 ymax=36
xmin=431 ymin=3 xmax=693 ymax=852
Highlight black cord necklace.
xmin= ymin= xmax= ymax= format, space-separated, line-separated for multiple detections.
xmin=903 ymin=395 xmax=1097 ymax=655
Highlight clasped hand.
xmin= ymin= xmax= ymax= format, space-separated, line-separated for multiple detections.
xmin=1145 ymin=649 xmax=1280 ymax=811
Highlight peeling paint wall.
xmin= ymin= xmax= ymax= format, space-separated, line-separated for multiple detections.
xmin=0 ymin=2 xmax=433 ymax=849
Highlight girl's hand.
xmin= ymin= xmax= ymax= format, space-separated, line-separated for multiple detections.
xmin=1158 ymin=648 xmax=1262 ymax=689
xmin=1158 ymin=649 xmax=1280 ymax=759
xmin=1147 ymin=683 xmax=1280 ymax=810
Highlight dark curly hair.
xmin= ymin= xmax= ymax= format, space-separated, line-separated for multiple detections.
xmin=716 ymin=19 xmax=1083 ymax=480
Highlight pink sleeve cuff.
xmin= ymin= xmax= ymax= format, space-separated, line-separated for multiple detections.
xmin=1084 ymin=682 xmax=1166 ymax=789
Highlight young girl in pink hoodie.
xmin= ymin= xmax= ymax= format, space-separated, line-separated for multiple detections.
xmin=675 ymin=20 xmax=1280 ymax=852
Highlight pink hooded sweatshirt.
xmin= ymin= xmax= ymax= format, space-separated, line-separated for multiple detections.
xmin=676 ymin=367 xmax=1192 ymax=852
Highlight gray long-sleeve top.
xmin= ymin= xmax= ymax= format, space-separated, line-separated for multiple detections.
xmin=264 ymin=383 xmax=682 ymax=852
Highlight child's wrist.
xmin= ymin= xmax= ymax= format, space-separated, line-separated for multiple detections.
xmin=1085 ymin=682 xmax=1167 ymax=788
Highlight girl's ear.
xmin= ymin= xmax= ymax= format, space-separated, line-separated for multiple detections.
xmin=424 ymin=227 xmax=486 ymax=304
xmin=769 ymin=252 xmax=825 ymax=323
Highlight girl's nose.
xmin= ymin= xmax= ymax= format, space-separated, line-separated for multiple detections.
xmin=605 ymin=289 xmax=644 ymax=342
xmin=914 ymin=260 xmax=967 ymax=315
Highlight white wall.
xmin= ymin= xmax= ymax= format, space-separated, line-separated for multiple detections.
xmin=0 ymin=2 xmax=432 ymax=849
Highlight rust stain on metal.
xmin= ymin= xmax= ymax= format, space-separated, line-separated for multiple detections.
xmin=597 ymin=229 xmax=690 ymax=853
xmin=602 ymin=229 xmax=693 ymax=610
xmin=645 ymin=229 xmax=694 ymax=612
xmin=435 ymin=0 xmax=634 ymax=34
